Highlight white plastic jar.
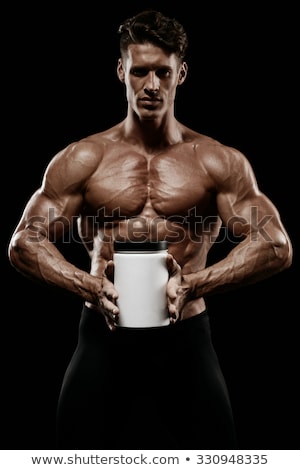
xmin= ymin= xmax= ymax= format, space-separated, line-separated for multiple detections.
xmin=113 ymin=240 xmax=169 ymax=328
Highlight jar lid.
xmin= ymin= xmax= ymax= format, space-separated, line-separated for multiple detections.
xmin=113 ymin=240 xmax=168 ymax=252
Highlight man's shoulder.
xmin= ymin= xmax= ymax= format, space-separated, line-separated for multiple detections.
xmin=181 ymin=127 xmax=250 ymax=178
xmin=181 ymin=125 xmax=227 ymax=150
xmin=182 ymin=127 xmax=240 ymax=158
xmin=55 ymin=124 xmax=122 ymax=162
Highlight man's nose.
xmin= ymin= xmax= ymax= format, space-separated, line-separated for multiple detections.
xmin=144 ymin=72 xmax=159 ymax=94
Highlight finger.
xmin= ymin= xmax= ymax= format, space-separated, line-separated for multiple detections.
xmin=105 ymin=259 xmax=115 ymax=282
xmin=168 ymin=306 xmax=179 ymax=324
xmin=101 ymin=294 xmax=119 ymax=316
xmin=104 ymin=314 xmax=118 ymax=332
xmin=166 ymin=253 xmax=181 ymax=276
xmin=167 ymin=287 xmax=179 ymax=322
xmin=165 ymin=254 xmax=183 ymax=323
xmin=166 ymin=276 xmax=178 ymax=299
xmin=101 ymin=302 xmax=118 ymax=332
xmin=102 ymin=275 xmax=118 ymax=302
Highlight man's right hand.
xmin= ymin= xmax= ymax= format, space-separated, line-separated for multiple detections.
xmin=98 ymin=260 xmax=120 ymax=331
xmin=166 ymin=254 xmax=190 ymax=323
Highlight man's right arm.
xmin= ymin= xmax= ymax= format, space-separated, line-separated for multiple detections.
xmin=8 ymin=142 xmax=119 ymax=326
xmin=8 ymin=187 xmax=102 ymax=302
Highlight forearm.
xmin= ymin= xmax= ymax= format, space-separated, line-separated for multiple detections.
xmin=185 ymin=233 xmax=292 ymax=298
xmin=8 ymin=231 xmax=101 ymax=304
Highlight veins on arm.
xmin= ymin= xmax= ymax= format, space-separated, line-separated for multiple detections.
xmin=187 ymin=148 xmax=292 ymax=297
xmin=8 ymin=142 xmax=97 ymax=288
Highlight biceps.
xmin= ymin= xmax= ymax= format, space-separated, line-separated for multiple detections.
xmin=217 ymin=191 xmax=280 ymax=239
xmin=19 ymin=190 xmax=80 ymax=241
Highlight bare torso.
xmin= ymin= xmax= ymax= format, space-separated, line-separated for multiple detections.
xmin=8 ymin=39 xmax=292 ymax=329
xmin=8 ymin=118 xmax=292 ymax=326
xmin=77 ymin=123 xmax=223 ymax=317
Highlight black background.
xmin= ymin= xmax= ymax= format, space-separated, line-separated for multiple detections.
xmin=2 ymin=2 xmax=298 ymax=450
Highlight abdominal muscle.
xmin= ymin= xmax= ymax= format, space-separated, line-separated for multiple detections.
xmin=83 ymin=148 xmax=217 ymax=320
xmin=88 ymin=204 xmax=208 ymax=321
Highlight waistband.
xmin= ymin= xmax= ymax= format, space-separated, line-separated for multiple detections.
xmin=81 ymin=304 xmax=208 ymax=333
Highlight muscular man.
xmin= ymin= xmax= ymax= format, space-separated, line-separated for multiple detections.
xmin=8 ymin=10 xmax=292 ymax=449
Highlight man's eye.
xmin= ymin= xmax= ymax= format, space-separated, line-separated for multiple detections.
xmin=157 ymin=69 xmax=171 ymax=78
xmin=132 ymin=69 xmax=147 ymax=77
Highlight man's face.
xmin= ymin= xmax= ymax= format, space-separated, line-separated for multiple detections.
xmin=117 ymin=43 xmax=187 ymax=121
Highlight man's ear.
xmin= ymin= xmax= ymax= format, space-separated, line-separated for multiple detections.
xmin=117 ymin=58 xmax=125 ymax=83
xmin=178 ymin=62 xmax=188 ymax=85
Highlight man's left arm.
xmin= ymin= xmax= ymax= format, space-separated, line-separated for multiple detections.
xmin=185 ymin=152 xmax=293 ymax=298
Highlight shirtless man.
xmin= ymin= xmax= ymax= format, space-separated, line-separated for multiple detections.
xmin=8 ymin=10 xmax=292 ymax=449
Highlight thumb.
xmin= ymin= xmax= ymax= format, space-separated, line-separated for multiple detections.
xmin=105 ymin=259 xmax=115 ymax=282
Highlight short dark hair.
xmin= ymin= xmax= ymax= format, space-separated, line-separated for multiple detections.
xmin=118 ymin=10 xmax=188 ymax=62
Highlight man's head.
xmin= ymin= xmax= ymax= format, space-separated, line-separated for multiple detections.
xmin=118 ymin=10 xmax=188 ymax=63
xmin=117 ymin=10 xmax=188 ymax=122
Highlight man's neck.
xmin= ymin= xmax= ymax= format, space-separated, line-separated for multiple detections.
xmin=122 ymin=114 xmax=183 ymax=153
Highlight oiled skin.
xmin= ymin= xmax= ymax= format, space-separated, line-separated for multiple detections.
xmin=8 ymin=43 xmax=293 ymax=330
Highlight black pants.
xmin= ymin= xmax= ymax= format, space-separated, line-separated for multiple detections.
xmin=56 ymin=305 xmax=237 ymax=450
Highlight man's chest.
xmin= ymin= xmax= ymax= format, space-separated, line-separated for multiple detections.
xmin=84 ymin=151 xmax=214 ymax=218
